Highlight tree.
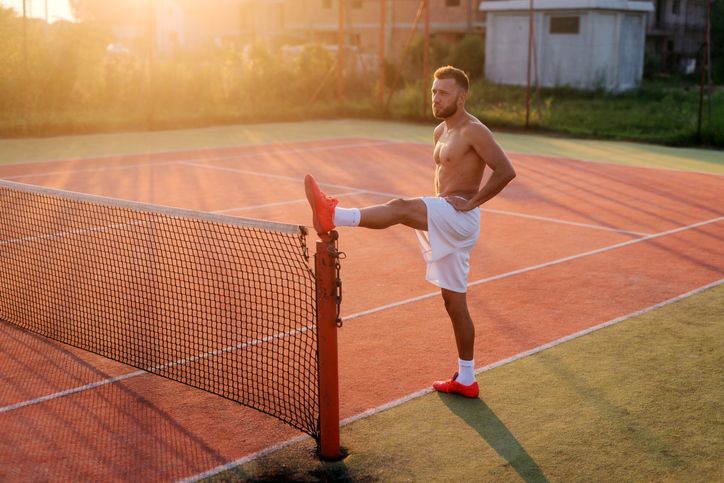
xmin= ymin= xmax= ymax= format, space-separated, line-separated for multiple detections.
xmin=712 ymin=0 xmax=723 ymax=83
xmin=69 ymin=0 xmax=146 ymax=24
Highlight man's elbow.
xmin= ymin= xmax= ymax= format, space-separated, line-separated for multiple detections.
xmin=504 ymin=167 xmax=517 ymax=184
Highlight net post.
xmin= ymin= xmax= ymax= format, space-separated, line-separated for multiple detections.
xmin=316 ymin=230 xmax=341 ymax=459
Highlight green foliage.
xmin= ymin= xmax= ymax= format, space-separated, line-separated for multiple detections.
xmin=0 ymin=5 xmax=721 ymax=148
xmin=388 ymin=82 xmax=425 ymax=119
xmin=712 ymin=0 xmax=724 ymax=83
xmin=464 ymin=80 xmax=724 ymax=147
xmin=448 ymin=34 xmax=485 ymax=80
xmin=406 ymin=34 xmax=451 ymax=80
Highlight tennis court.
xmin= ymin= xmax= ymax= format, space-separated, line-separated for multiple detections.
xmin=1 ymin=134 xmax=722 ymax=481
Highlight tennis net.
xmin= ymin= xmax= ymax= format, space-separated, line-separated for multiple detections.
xmin=0 ymin=179 xmax=336 ymax=442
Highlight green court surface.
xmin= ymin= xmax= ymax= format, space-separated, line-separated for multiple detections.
xmin=0 ymin=119 xmax=722 ymax=173
xmin=215 ymin=283 xmax=724 ymax=482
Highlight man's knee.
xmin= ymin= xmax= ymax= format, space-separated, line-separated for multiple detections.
xmin=386 ymin=198 xmax=425 ymax=227
xmin=441 ymin=289 xmax=467 ymax=312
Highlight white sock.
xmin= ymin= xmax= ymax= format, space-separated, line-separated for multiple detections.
xmin=457 ymin=358 xmax=475 ymax=386
xmin=333 ymin=207 xmax=361 ymax=227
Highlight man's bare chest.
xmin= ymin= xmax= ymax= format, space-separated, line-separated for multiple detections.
xmin=434 ymin=133 xmax=472 ymax=165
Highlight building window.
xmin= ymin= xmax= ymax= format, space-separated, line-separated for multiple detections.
xmin=322 ymin=0 xmax=332 ymax=9
xmin=446 ymin=0 xmax=461 ymax=6
xmin=550 ymin=16 xmax=580 ymax=34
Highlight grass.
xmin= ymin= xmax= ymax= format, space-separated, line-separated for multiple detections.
xmin=209 ymin=282 xmax=724 ymax=482
xmin=1 ymin=119 xmax=722 ymax=175
xmin=2 ymin=77 xmax=722 ymax=149
xmin=466 ymin=81 xmax=724 ymax=148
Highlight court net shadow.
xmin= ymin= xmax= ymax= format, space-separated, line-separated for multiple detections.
xmin=439 ymin=394 xmax=548 ymax=483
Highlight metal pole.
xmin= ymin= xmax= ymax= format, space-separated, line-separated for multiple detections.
xmin=423 ymin=0 xmax=430 ymax=116
xmin=316 ymin=231 xmax=341 ymax=460
xmin=706 ymin=0 xmax=712 ymax=119
xmin=147 ymin=0 xmax=155 ymax=127
xmin=379 ymin=0 xmax=386 ymax=107
xmin=384 ymin=0 xmax=425 ymax=112
xmin=697 ymin=0 xmax=709 ymax=141
xmin=22 ymin=0 xmax=28 ymax=67
xmin=525 ymin=0 xmax=533 ymax=129
xmin=337 ymin=0 xmax=345 ymax=103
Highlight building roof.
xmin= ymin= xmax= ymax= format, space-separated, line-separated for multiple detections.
xmin=479 ymin=0 xmax=654 ymax=12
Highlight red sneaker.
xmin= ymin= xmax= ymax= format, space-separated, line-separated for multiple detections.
xmin=304 ymin=174 xmax=338 ymax=234
xmin=432 ymin=372 xmax=479 ymax=398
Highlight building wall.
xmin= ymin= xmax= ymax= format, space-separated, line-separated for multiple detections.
xmin=283 ymin=0 xmax=485 ymax=58
xmin=619 ymin=13 xmax=646 ymax=89
xmin=646 ymin=0 xmax=707 ymax=71
xmin=485 ymin=7 xmax=648 ymax=92
xmin=589 ymin=12 xmax=618 ymax=89
xmin=484 ymin=13 xmax=528 ymax=86
xmin=540 ymin=11 xmax=592 ymax=88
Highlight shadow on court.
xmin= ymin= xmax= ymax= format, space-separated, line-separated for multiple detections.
xmin=439 ymin=394 xmax=549 ymax=483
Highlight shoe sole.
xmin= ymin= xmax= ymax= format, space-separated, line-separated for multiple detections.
xmin=304 ymin=175 xmax=325 ymax=235
xmin=433 ymin=383 xmax=479 ymax=398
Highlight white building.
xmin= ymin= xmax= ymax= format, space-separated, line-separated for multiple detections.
xmin=480 ymin=0 xmax=654 ymax=92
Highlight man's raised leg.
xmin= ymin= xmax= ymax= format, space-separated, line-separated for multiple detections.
xmin=358 ymin=198 xmax=427 ymax=230
xmin=305 ymin=174 xmax=427 ymax=233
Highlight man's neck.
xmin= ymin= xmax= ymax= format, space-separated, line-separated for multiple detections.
xmin=444 ymin=108 xmax=468 ymax=131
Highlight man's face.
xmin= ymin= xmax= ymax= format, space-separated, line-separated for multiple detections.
xmin=431 ymin=78 xmax=463 ymax=119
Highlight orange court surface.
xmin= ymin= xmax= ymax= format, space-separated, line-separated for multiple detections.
xmin=1 ymin=137 xmax=723 ymax=481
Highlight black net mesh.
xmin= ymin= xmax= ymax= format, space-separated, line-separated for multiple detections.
xmin=0 ymin=180 xmax=320 ymax=439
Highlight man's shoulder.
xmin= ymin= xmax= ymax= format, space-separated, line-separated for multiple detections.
xmin=433 ymin=121 xmax=446 ymax=141
xmin=460 ymin=116 xmax=493 ymax=141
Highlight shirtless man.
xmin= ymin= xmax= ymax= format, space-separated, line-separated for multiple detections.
xmin=304 ymin=66 xmax=516 ymax=398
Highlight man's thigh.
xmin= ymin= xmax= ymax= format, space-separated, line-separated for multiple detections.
xmin=401 ymin=198 xmax=428 ymax=231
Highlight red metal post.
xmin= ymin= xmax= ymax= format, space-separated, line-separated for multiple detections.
xmin=316 ymin=231 xmax=340 ymax=459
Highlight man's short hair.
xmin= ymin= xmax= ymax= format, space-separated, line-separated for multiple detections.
xmin=433 ymin=66 xmax=470 ymax=92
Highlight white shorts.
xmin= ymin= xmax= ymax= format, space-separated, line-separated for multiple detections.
xmin=415 ymin=196 xmax=480 ymax=293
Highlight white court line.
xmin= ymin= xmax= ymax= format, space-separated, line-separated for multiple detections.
xmin=0 ymin=324 xmax=315 ymax=414
xmin=180 ymin=278 xmax=724 ymax=482
xmin=0 ymin=370 xmax=146 ymax=414
xmin=181 ymin=162 xmax=402 ymax=199
xmin=186 ymin=163 xmax=665 ymax=237
xmin=0 ymin=220 xmax=147 ymax=246
xmin=3 ymin=161 xmax=178 ymax=181
xmin=0 ymin=139 xmax=402 ymax=176
xmin=213 ymin=190 xmax=364 ymax=214
xmin=395 ymin=138 xmax=724 ymax=178
xmin=341 ymin=214 xmax=724 ymax=322
xmin=4 ymin=213 xmax=721 ymax=414
xmin=481 ymin=207 xmax=652 ymax=236
xmin=178 ymin=434 xmax=310 ymax=483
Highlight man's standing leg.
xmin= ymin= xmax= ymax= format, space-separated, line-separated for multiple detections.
xmin=432 ymin=288 xmax=479 ymax=397
xmin=441 ymin=289 xmax=475 ymax=362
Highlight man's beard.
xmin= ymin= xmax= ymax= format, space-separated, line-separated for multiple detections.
xmin=433 ymin=102 xmax=458 ymax=119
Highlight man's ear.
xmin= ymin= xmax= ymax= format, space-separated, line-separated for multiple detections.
xmin=458 ymin=90 xmax=467 ymax=106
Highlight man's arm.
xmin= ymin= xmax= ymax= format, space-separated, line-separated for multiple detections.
xmin=448 ymin=123 xmax=516 ymax=211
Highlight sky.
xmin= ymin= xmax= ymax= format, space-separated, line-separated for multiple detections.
xmin=1 ymin=0 xmax=75 ymax=22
